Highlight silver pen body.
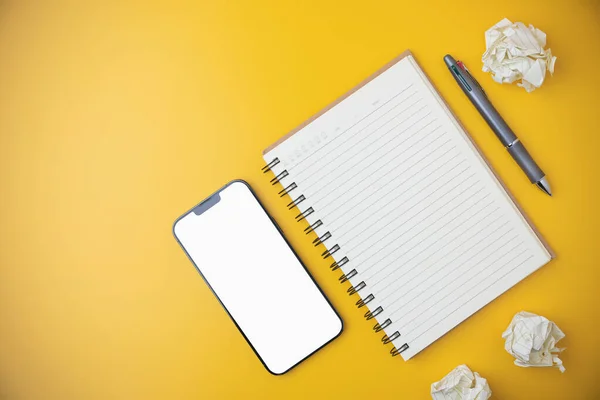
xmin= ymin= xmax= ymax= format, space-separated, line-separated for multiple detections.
xmin=443 ymin=55 xmax=545 ymax=185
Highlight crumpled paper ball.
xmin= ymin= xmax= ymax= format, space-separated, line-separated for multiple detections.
xmin=502 ymin=311 xmax=566 ymax=372
xmin=482 ymin=18 xmax=557 ymax=92
xmin=431 ymin=364 xmax=492 ymax=400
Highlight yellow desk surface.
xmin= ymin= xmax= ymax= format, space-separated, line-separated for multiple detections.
xmin=1 ymin=1 xmax=599 ymax=399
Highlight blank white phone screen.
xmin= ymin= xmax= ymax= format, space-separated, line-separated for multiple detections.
xmin=173 ymin=181 xmax=342 ymax=374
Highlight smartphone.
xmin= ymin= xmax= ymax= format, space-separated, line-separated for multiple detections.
xmin=173 ymin=180 xmax=342 ymax=375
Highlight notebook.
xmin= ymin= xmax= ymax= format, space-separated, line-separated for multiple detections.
xmin=261 ymin=50 xmax=554 ymax=360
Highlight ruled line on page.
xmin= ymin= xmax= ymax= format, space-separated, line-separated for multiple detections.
xmin=358 ymin=207 xmax=503 ymax=297
xmin=317 ymin=150 xmax=461 ymax=223
xmin=370 ymin=217 xmax=510 ymax=312
xmin=347 ymin=186 xmax=490 ymax=276
xmin=364 ymin=198 xmax=493 ymax=285
xmin=308 ymin=123 xmax=444 ymax=210
xmin=380 ymin=226 xmax=516 ymax=311
xmin=312 ymin=132 xmax=452 ymax=223
xmin=391 ymin=246 xmax=529 ymax=327
xmin=325 ymin=158 xmax=466 ymax=254
xmin=338 ymin=162 xmax=473 ymax=259
xmin=403 ymin=253 xmax=534 ymax=343
xmin=297 ymin=106 xmax=432 ymax=192
xmin=287 ymin=85 xmax=415 ymax=171
xmin=377 ymin=223 xmax=515 ymax=306
xmin=341 ymin=172 xmax=477 ymax=257
xmin=324 ymin=144 xmax=462 ymax=244
xmin=301 ymin=116 xmax=436 ymax=204
xmin=356 ymin=198 xmax=496 ymax=279
xmin=291 ymin=90 xmax=419 ymax=179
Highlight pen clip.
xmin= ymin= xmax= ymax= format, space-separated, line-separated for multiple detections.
xmin=458 ymin=61 xmax=486 ymax=97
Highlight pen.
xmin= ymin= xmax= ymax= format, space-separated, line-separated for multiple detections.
xmin=443 ymin=54 xmax=552 ymax=196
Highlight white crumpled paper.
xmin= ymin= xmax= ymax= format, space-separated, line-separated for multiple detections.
xmin=431 ymin=364 xmax=492 ymax=400
xmin=502 ymin=311 xmax=566 ymax=372
xmin=482 ymin=18 xmax=557 ymax=92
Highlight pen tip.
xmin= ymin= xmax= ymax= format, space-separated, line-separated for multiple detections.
xmin=535 ymin=177 xmax=552 ymax=197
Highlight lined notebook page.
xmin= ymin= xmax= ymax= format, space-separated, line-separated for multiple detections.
xmin=263 ymin=54 xmax=551 ymax=360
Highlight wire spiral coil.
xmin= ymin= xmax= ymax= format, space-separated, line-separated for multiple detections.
xmin=262 ymin=158 xmax=409 ymax=357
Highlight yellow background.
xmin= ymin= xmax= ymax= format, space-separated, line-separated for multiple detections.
xmin=1 ymin=1 xmax=599 ymax=398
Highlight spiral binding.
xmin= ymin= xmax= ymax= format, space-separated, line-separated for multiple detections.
xmin=262 ymin=158 xmax=409 ymax=357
